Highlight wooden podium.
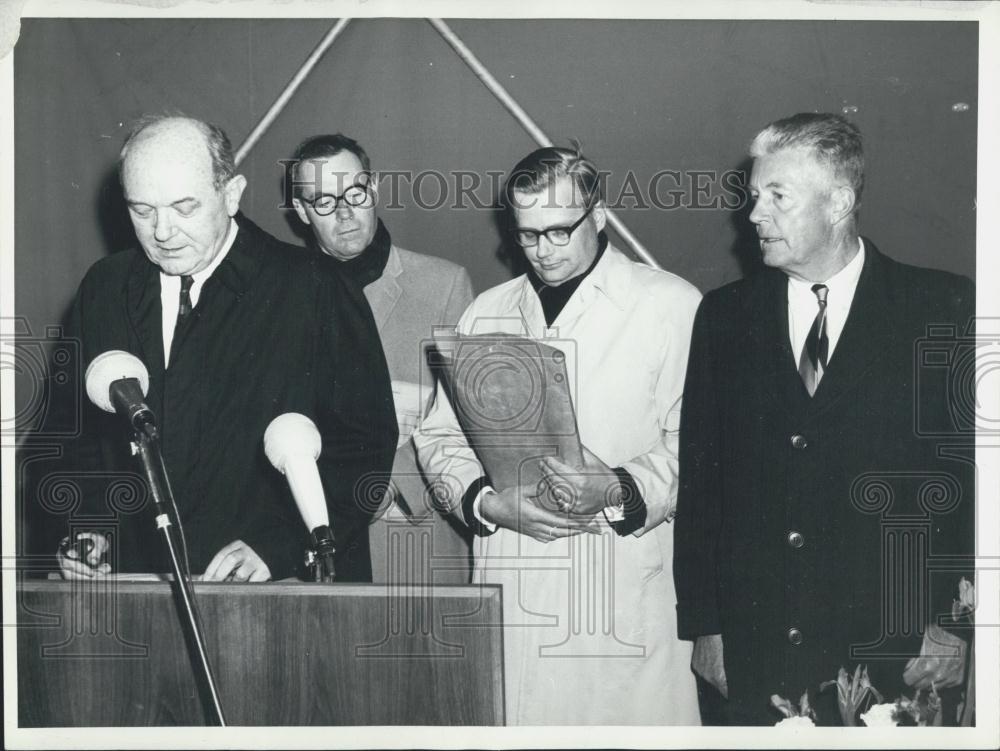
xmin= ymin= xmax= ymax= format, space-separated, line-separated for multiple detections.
xmin=16 ymin=579 xmax=504 ymax=726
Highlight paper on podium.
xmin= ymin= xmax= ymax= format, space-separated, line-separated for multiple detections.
xmin=46 ymin=572 xmax=205 ymax=581
xmin=432 ymin=333 xmax=584 ymax=491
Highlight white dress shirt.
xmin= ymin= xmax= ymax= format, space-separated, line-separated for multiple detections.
xmin=160 ymin=219 xmax=238 ymax=366
xmin=788 ymin=237 xmax=865 ymax=364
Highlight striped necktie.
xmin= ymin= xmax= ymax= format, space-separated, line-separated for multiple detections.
xmin=798 ymin=283 xmax=829 ymax=396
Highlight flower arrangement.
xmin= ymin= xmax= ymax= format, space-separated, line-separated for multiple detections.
xmin=859 ymin=687 xmax=941 ymax=727
xmin=819 ymin=665 xmax=883 ymax=726
xmin=770 ymin=578 xmax=975 ymax=727
xmin=770 ymin=691 xmax=816 ymax=727
xmin=772 ymin=674 xmax=942 ymax=727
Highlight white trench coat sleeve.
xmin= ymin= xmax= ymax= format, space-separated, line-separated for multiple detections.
xmin=414 ymin=246 xmax=702 ymax=725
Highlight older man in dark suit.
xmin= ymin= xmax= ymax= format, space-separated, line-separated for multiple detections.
xmin=57 ymin=115 xmax=396 ymax=582
xmin=673 ymin=113 xmax=975 ymax=725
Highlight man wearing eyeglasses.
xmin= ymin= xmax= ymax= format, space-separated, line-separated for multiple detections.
xmin=414 ymin=146 xmax=702 ymax=724
xmin=290 ymin=134 xmax=475 ymax=586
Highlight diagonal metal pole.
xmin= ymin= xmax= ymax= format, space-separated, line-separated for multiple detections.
xmin=427 ymin=18 xmax=662 ymax=270
xmin=234 ymin=18 xmax=352 ymax=166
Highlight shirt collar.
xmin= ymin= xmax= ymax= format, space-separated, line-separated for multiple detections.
xmin=158 ymin=218 xmax=238 ymax=287
xmin=573 ymin=242 xmax=631 ymax=311
xmin=194 ymin=218 xmax=238 ymax=284
xmin=787 ymin=237 xmax=865 ymax=303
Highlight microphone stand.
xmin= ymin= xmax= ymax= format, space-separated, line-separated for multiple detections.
xmin=133 ymin=426 xmax=227 ymax=726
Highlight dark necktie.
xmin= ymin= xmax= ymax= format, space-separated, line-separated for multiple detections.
xmin=168 ymin=275 xmax=195 ymax=366
xmin=177 ymin=275 xmax=195 ymax=324
xmin=798 ymin=283 xmax=829 ymax=397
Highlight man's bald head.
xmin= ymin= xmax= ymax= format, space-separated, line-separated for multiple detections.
xmin=119 ymin=115 xmax=236 ymax=191
xmin=118 ymin=115 xmax=246 ymax=276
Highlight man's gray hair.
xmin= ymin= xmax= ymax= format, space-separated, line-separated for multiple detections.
xmin=118 ymin=113 xmax=236 ymax=190
xmin=749 ymin=112 xmax=864 ymax=208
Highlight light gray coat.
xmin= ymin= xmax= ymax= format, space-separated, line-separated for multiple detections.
xmin=365 ymin=244 xmax=475 ymax=584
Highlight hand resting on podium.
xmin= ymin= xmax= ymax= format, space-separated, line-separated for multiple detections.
xmin=56 ymin=532 xmax=111 ymax=578
xmin=202 ymin=540 xmax=272 ymax=582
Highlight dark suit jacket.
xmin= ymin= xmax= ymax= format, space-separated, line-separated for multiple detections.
xmin=673 ymin=241 xmax=975 ymax=724
xmin=65 ymin=214 xmax=397 ymax=581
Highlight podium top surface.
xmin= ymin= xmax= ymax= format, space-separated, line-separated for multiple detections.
xmin=21 ymin=579 xmax=501 ymax=600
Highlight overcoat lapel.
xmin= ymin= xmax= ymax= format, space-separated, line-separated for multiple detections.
xmin=125 ymin=252 xmax=165 ymax=377
xmin=810 ymin=242 xmax=894 ymax=410
xmin=168 ymin=217 xmax=264 ymax=366
xmin=515 ymin=280 xmax=546 ymax=339
xmin=752 ymin=267 xmax=810 ymax=414
xmin=366 ymin=246 xmax=403 ymax=333
xmin=751 ymin=240 xmax=895 ymax=414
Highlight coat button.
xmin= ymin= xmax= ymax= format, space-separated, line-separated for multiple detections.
xmin=787 ymin=627 xmax=803 ymax=645
xmin=790 ymin=434 xmax=808 ymax=449
xmin=787 ymin=531 xmax=804 ymax=549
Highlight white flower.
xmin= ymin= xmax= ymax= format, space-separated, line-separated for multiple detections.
xmin=959 ymin=577 xmax=976 ymax=609
xmin=860 ymin=703 xmax=899 ymax=727
xmin=775 ymin=715 xmax=816 ymax=728
xmin=952 ymin=576 xmax=976 ymax=621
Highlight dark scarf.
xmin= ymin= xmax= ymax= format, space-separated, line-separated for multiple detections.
xmin=338 ymin=218 xmax=392 ymax=288
xmin=528 ymin=232 xmax=609 ymax=326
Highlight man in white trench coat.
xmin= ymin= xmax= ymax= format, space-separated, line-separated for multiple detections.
xmin=414 ymin=146 xmax=701 ymax=725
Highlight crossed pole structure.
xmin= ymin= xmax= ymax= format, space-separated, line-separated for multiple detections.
xmin=229 ymin=18 xmax=660 ymax=655
xmin=233 ymin=17 xmax=662 ymax=270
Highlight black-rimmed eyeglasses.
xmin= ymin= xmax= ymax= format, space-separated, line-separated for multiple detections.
xmin=512 ymin=203 xmax=595 ymax=248
xmin=299 ymin=181 xmax=373 ymax=216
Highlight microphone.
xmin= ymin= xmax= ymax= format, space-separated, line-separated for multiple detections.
xmin=83 ymin=355 xmax=224 ymax=723
xmin=85 ymin=350 xmax=157 ymax=437
xmin=264 ymin=413 xmax=335 ymax=582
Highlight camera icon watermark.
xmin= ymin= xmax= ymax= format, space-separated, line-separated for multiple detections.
xmin=1 ymin=317 xmax=82 ymax=441
xmin=914 ymin=317 xmax=1000 ymax=437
